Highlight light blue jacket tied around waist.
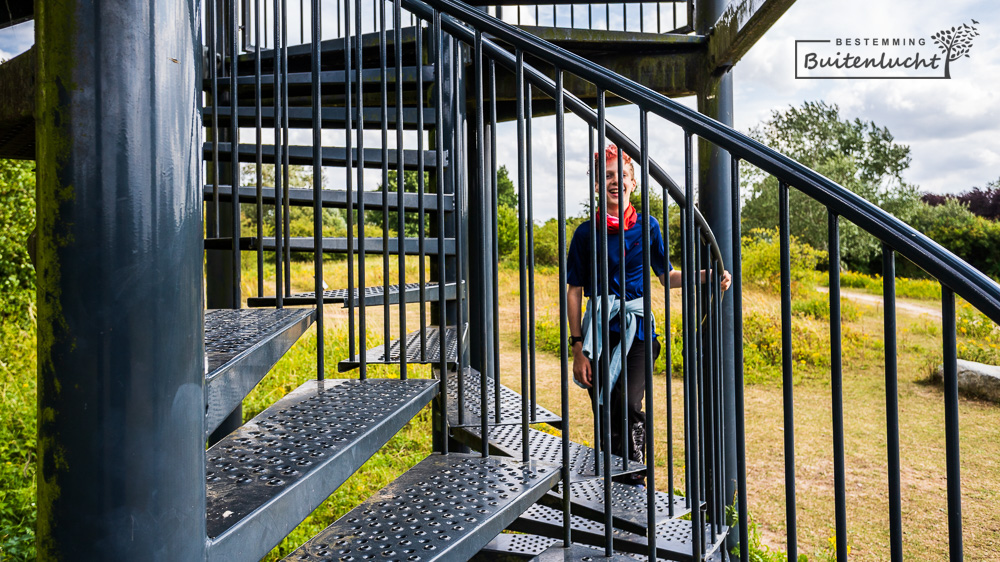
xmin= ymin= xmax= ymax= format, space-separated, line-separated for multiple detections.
xmin=578 ymin=294 xmax=652 ymax=404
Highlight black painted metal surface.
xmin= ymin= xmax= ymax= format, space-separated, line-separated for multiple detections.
xmin=206 ymin=141 xmax=445 ymax=169
xmin=446 ymin=367 xmax=562 ymax=428
xmin=456 ymin=424 xmax=644 ymax=481
xmin=206 ymin=105 xmax=437 ymax=130
xmin=204 ymin=308 xmax=315 ymax=437
xmin=477 ymin=533 xmax=559 ymax=560
xmin=285 ymin=453 xmax=562 ymax=561
xmin=247 ymin=282 xmax=460 ymax=308
xmin=34 ymin=0 xmax=204 ymax=556
xmin=259 ymin=235 xmax=457 ymax=256
xmin=338 ymin=325 xmax=463 ymax=371
xmin=206 ymin=377 xmax=438 ymax=561
xmin=540 ymin=479 xmax=691 ymax=536
xmin=204 ymin=184 xmax=454 ymax=211
xmin=531 ymin=543 xmax=634 ymax=562
xmin=510 ymin=504 xmax=728 ymax=561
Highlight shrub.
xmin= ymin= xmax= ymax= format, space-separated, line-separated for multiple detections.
xmin=741 ymin=228 xmax=825 ymax=293
xmin=0 ymin=159 xmax=36 ymax=328
xmin=908 ymin=199 xmax=1000 ymax=280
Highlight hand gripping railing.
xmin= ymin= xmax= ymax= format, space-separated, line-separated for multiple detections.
xmin=405 ymin=1 xmax=1000 ymax=560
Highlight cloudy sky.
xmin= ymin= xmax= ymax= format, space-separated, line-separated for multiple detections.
xmin=2 ymin=0 xmax=996 ymax=221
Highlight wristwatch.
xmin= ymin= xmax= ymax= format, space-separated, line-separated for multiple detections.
xmin=569 ymin=336 xmax=583 ymax=346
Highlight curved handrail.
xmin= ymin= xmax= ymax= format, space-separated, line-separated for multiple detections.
xmin=407 ymin=0 xmax=1000 ymax=324
xmin=402 ymin=0 xmax=725 ymax=269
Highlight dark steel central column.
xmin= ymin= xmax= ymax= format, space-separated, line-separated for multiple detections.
xmin=696 ymin=0 xmax=737 ymax=554
xmin=35 ymin=0 xmax=207 ymax=558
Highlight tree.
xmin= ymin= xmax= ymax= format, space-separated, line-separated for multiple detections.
xmin=0 ymin=159 xmax=36 ymax=327
xmin=740 ymin=101 xmax=921 ymax=272
xmin=496 ymin=165 xmax=517 ymax=209
xmin=923 ymin=179 xmax=1000 ymax=221
xmin=365 ymin=170 xmax=431 ymax=238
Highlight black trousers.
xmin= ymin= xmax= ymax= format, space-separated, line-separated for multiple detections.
xmin=587 ymin=331 xmax=661 ymax=482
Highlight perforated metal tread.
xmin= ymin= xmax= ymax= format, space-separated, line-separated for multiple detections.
xmin=509 ymin=504 xmax=728 ymax=562
xmin=338 ymin=324 xmax=464 ymax=372
xmin=475 ymin=533 xmax=559 ymax=560
xmin=531 ymin=543 xmax=635 ymax=561
xmin=455 ymin=424 xmax=645 ymax=482
xmin=539 ymin=479 xmax=691 ymax=536
xmin=446 ymin=367 xmax=562 ymax=429
xmin=205 ymin=378 xmax=438 ymax=562
xmin=247 ymin=281 xmax=460 ymax=308
xmin=204 ymin=308 xmax=315 ymax=437
xmin=284 ymin=453 xmax=563 ymax=562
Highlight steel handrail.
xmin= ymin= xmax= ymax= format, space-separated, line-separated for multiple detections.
xmin=407 ymin=0 xmax=1000 ymax=324
xmin=401 ymin=0 xmax=726 ymax=270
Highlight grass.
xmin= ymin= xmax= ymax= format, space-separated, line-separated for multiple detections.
xmin=4 ymin=254 xmax=1000 ymax=561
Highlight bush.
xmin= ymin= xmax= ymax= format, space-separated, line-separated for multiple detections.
xmin=741 ymin=228 xmax=825 ymax=293
xmin=908 ymin=199 xmax=1000 ymax=280
xmin=0 ymin=160 xmax=36 ymax=328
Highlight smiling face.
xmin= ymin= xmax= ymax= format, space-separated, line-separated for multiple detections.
xmin=596 ymin=156 xmax=636 ymax=217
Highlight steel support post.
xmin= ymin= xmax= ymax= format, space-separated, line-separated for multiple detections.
xmin=696 ymin=0 xmax=737 ymax=554
xmin=206 ymin=0 xmax=241 ymax=445
xmin=35 ymin=0 xmax=206 ymax=559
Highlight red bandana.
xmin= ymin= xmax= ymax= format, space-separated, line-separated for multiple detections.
xmin=606 ymin=204 xmax=637 ymax=234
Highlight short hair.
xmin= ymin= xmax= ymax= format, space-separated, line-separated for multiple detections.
xmin=592 ymin=143 xmax=634 ymax=179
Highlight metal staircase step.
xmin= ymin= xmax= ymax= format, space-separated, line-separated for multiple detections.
xmin=284 ymin=453 xmax=562 ymax=562
xmin=454 ymin=424 xmax=645 ymax=482
xmin=259 ymin=235 xmax=456 ymax=256
xmin=509 ymin=504 xmax=729 ymax=562
xmin=204 ymin=184 xmax=453 ymax=212
xmin=531 ymin=543 xmax=636 ymax=561
xmin=220 ymin=65 xmax=434 ymax=88
xmin=474 ymin=533 xmax=559 ymax=560
xmin=446 ymin=367 xmax=562 ymax=429
xmin=204 ymin=141 xmax=445 ymax=169
xmin=247 ymin=281 xmax=461 ymax=308
xmin=205 ymin=377 xmax=438 ymax=562
xmin=204 ymin=308 xmax=315 ymax=438
xmin=206 ymin=105 xmax=437 ymax=130
xmin=538 ymin=479 xmax=691 ymax=536
xmin=236 ymin=26 xmax=423 ymax=70
xmin=338 ymin=324 xmax=464 ymax=372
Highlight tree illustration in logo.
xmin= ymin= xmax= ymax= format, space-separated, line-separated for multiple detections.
xmin=931 ymin=20 xmax=979 ymax=79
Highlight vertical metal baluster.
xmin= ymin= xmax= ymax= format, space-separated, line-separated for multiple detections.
xmin=433 ymin=12 xmax=447 ymax=452
xmin=657 ymin=0 xmax=661 ymax=33
xmin=229 ymin=0 xmax=242 ymax=310
xmin=273 ymin=0 xmax=284 ymax=308
xmin=490 ymin=60 xmax=501 ymax=424
xmin=702 ymin=238 xmax=717 ymax=545
xmin=311 ymin=0 xmax=323 ymax=378
xmin=589 ymin=4 xmax=592 ymax=29
xmin=684 ymin=131 xmax=702 ymax=559
xmin=696 ymin=236 xmax=710 ymax=542
xmin=680 ymin=203 xmax=691 ymax=508
xmin=623 ymin=1 xmax=627 ymax=31
xmin=417 ymin=21 xmax=427 ymax=361
xmin=942 ymin=286 xmax=963 ymax=561
xmin=733 ymin=157 xmax=748 ymax=562
xmin=589 ymin=127 xmax=601 ymax=476
xmin=475 ymin=30 xmax=489 ymax=455
xmin=597 ymin=90 xmax=613 ymax=558
xmin=380 ymin=0 xmax=391 ymax=362
xmin=883 ymin=244 xmax=903 ymax=562
xmin=357 ymin=0 xmax=368 ymax=377
xmin=209 ymin=0 xmax=220 ymax=240
xmin=282 ymin=0 xmax=291 ymax=297
xmin=527 ymin=85 xmax=538 ymax=423
xmin=664 ymin=181 xmax=675 ymax=517
xmin=344 ymin=0 xmax=356 ymax=359
xmin=555 ymin=67 xmax=572 ymax=547
xmin=571 ymin=4 xmax=574 ymax=28
xmin=606 ymin=3 xmax=610 ymax=30
xmin=255 ymin=0 xmax=264 ymax=298
xmin=617 ymin=146 xmax=628 ymax=473
xmin=640 ymin=110 xmax=656 ymax=560
xmin=395 ymin=0 xmax=407 ymax=380
xmin=829 ymin=211 xmax=847 ymax=562
xmin=264 ymin=0 xmax=269 ymax=48
xmin=336 ymin=0 xmax=341 ymax=37
xmin=716 ymin=263 xmax=725 ymax=534
xmin=452 ymin=38 xmax=465 ymax=427
xmin=516 ymin=49 xmax=530 ymax=463
xmin=299 ymin=0 xmax=303 ymax=43
xmin=535 ymin=5 xmax=539 ymax=25
xmin=779 ymin=180 xmax=797 ymax=561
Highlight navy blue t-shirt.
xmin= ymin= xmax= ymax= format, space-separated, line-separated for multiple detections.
xmin=567 ymin=213 xmax=671 ymax=341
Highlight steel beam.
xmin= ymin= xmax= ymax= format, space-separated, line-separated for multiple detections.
xmin=706 ymin=0 xmax=798 ymax=70
xmin=35 ymin=0 xmax=205 ymax=558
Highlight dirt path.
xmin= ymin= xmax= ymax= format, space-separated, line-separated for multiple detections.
xmin=816 ymin=286 xmax=941 ymax=319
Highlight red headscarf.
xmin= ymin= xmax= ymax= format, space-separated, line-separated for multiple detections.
xmin=596 ymin=144 xmax=637 ymax=233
